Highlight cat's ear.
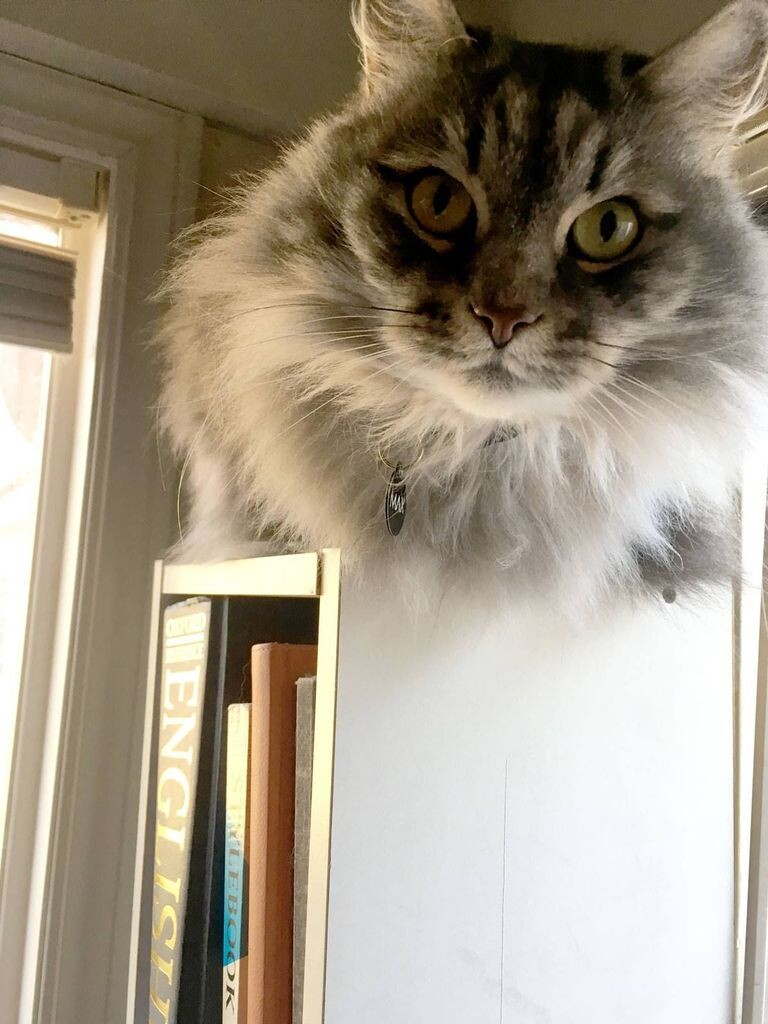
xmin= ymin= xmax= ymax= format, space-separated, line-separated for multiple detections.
xmin=640 ymin=1 xmax=768 ymax=156
xmin=353 ymin=0 xmax=468 ymax=92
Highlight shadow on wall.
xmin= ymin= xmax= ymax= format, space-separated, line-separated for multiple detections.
xmin=459 ymin=0 xmax=724 ymax=53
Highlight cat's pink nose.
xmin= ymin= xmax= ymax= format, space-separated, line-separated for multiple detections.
xmin=470 ymin=303 xmax=541 ymax=349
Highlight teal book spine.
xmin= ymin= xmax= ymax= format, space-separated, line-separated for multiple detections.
xmin=223 ymin=703 xmax=251 ymax=1024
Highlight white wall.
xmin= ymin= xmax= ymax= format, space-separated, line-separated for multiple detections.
xmin=327 ymin=590 xmax=735 ymax=1024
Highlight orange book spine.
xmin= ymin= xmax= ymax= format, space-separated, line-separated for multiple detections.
xmin=248 ymin=644 xmax=317 ymax=1024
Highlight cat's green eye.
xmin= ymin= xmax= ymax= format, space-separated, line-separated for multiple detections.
xmin=407 ymin=171 xmax=474 ymax=238
xmin=569 ymin=199 xmax=641 ymax=268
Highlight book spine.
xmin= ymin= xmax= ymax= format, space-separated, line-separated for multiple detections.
xmin=223 ymin=704 xmax=251 ymax=1024
xmin=248 ymin=644 xmax=318 ymax=1024
xmin=293 ymin=677 xmax=316 ymax=1024
xmin=149 ymin=599 xmax=212 ymax=1024
xmin=176 ymin=598 xmax=229 ymax=1024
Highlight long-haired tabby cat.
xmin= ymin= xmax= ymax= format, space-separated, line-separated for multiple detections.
xmin=159 ymin=0 xmax=768 ymax=608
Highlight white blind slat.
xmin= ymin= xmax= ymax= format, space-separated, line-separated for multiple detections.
xmin=0 ymin=313 xmax=72 ymax=353
xmin=0 ymin=242 xmax=75 ymax=353
xmin=0 ymin=265 xmax=72 ymax=298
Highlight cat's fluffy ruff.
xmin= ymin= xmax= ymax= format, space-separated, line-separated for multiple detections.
xmin=159 ymin=0 xmax=768 ymax=610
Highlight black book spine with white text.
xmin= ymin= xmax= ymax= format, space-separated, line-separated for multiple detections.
xmin=148 ymin=597 xmax=229 ymax=1024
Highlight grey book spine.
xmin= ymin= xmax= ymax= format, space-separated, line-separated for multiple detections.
xmin=293 ymin=676 xmax=316 ymax=1024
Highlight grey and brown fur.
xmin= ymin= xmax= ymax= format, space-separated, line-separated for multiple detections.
xmin=158 ymin=0 xmax=768 ymax=610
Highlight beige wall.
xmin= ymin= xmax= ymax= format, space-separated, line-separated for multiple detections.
xmin=463 ymin=0 xmax=722 ymax=51
xmin=2 ymin=1 xmax=730 ymax=219
xmin=198 ymin=125 xmax=279 ymax=220
xmin=0 ymin=0 xmax=357 ymax=129
xmin=0 ymin=0 xmax=726 ymax=130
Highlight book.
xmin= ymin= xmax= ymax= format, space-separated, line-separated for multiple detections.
xmin=223 ymin=704 xmax=251 ymax=1024
xmin=293 ymin=677 xmax=316 ymax=1024
xmin=148 ymin=597 xmax=229 ymax=1024
xmin=248 ymin=644 xmax=318 ymax=1024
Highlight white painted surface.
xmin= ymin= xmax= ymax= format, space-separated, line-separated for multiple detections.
xmin=327 ymin=590 xmax=734 ymax=1024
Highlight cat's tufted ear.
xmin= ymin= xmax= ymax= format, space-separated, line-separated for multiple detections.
xmin=353 ymin=0 xmax=469 ymax=92
xmin=640 ymin=1 xmax=768 ymax=159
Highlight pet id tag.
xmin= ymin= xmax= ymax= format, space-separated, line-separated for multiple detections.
xmin=385 ymin=465 xmax=407 ymax=536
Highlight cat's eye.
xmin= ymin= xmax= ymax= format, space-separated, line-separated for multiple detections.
xmin=569 ymin=198 xmax=641 ymax=268
xmin=407 ymin=171 xmax=474 ymax=238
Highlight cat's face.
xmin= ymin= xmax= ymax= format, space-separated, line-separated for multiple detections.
xmin=161 ymin=0 xmax=768 ymax=594
xmin=279 ymin=0 xmax=766 ymax=426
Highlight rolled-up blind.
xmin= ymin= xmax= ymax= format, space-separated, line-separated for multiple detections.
xmin=0 ymin=241 xmax=76 ymax=354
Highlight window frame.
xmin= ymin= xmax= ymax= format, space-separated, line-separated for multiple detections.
xmin=0 ymin=52 xmax=201 ymax=1024
xmin=736 ymin=112 xmax=768 ymax=1024
xmin=743 ymin=492 xmax=768 ymax=1024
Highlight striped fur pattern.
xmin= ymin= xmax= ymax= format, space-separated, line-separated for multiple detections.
xmin=159 ymin=0 xmax=768 ymax=610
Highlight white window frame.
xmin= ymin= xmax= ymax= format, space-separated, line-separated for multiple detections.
xmin=0 ymin=53 xmax=201 ymax=1024
xmin=736 ymin=113 xmax=768 ymax=1024
xmin=743 ymin=496 xmax=768 ymax=1024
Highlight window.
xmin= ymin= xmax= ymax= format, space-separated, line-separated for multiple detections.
xmin=0 ymin=197 xmax=71 ymax=837
xmin=0 ymin=175 xmax=99 ymax=840
xmin=0 ymin=54 xmax=201 ymax=1024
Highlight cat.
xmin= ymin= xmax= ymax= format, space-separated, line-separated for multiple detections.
xmin=158 ymin=0 xmax=768 ymax=610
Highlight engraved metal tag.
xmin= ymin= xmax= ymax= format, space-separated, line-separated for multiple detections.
xmin=385 ymin=465 xmax=407 ymax=536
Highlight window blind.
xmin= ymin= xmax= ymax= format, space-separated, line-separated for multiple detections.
xmin=0 ymin=241 xmax=75 ymax=354
xmin=0 ymin=143 xmax=99 ymax=214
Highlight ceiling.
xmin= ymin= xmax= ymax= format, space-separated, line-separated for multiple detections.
xmin=0 ymin=0 xmax=723 ymax=132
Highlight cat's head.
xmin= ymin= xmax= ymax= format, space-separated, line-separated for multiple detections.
xmin=261 ymin=0 xmax=768 ymax=429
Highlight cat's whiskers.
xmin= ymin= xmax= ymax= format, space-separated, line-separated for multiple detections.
xmin=229 ymin=327 xmax=385 ymax=352
xmin=581 ymin=370 xmax=730 ymax=465
xmin=230 ymin=311 xmax=422 ymax=333
xmin=585 ymin=390 xmax=643 ymax=453
xmin=364 ymin=366 xmax=426 ymax=448
xmin=267 ymin=353 xmax=419 ymax=447
xmin=600 ymin=387 xmax=652 ymax=431
xmin=588 ymin=332 xmax=752 ymax=367
xmin=606 ymin=379 xmax=664 ymax=424
xmin=578 ymin=354 xmax=710 ymax=428
xmin=175 ymin=412 xmax=213 ymax=543
xmin=221 ymin=300 xmax=427 ymax=322
xmin=578 ymin=351 xmax=621 ymax=372
xmin=152 ymin=338 xmax=392 ymax=411
xmin=588 ymin=340 xmax=683 ymax=361
xmin=614 ymin=372 xmax=691 ymax=416
xmin=570 ymin=410 xmax=603 ymax=461
xmin=210 ymin=351 xmax=421 ymax=506
xmin=599 ymin=384 xmax=718 ymax=465
xmin=242 ymin=348 xmax=399 ymax=411
xmin=615 ymin=372 xmax=736 ymax=434
xmin=588 ymin=339 xmax=644 ymax=354
xmin=228 ymin=321 xmax=432 ymax=353
xmin=186 ymin=302 xmax=422 ymax=338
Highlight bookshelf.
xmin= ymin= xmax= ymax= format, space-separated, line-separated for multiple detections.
xmin=127 ymin=551 xmax=744 ymax=1023
xmin=127 ymin=550 xmax=341 ymax=1024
